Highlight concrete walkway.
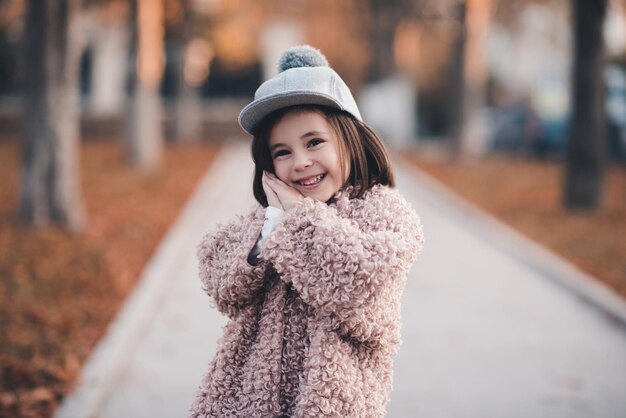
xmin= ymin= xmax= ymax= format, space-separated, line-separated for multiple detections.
xmin=55 ymin=140 xmax=626 ymax=418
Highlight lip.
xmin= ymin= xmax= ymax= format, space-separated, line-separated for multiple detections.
xmin=295 ymin=173 xmax=325 ymax=183
xmin=295 ymin=173 xmax=326 ymax=190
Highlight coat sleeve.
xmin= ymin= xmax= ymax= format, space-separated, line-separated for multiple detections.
xmin=196 ymin=204 xmax=268 ymax=319
xmin=261 ymin=187 xmax=424 ymax=344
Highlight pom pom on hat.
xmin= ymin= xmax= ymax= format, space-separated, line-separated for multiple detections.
xmin=239 ymin=44 xmax=362 ymax=134
xmin=278 ymin=45 xmax=329 ymax=73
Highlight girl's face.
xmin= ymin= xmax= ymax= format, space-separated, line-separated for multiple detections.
xmin=268 ymin=110 xmax=348 ymax=203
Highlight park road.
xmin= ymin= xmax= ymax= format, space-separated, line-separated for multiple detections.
xmin=55 ymin=139 xmax=626 ymax=418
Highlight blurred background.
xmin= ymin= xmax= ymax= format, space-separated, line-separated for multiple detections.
xmin=1 ymin=0 xmax=625 ymax=159
xmin=1 ymin=0 xmax=625 ymax=417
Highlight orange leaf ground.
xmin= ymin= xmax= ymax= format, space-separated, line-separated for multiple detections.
xmin=0 ymin=138 xmax=220 ymax=418
xmin=404 ymin=152 xmax=626 ymax=298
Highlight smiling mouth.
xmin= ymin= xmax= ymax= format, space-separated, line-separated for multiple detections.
xmin=297 ymin=174 xmax=326 ymax=187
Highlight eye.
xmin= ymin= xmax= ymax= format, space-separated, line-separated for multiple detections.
xmin=272 ymin=149 xmax=289 ymax=159
xmin=308 ymin=138 xmax=324 ymax=147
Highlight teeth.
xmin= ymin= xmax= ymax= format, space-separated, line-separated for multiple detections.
xmin=300 ymin=174 xmax=323 ymax=186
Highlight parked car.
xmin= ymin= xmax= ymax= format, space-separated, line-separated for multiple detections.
xmin=488 ymin=65 xmax=626 ymax=162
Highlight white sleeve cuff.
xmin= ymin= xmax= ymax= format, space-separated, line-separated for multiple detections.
xmin=252 ymin=206 xmax=284 ymax=259
xmin=261 ymin=206 xmax=284 ymax=241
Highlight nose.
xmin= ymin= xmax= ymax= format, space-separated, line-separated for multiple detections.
xmin=293 ymin=151 xmax=312 ymax=171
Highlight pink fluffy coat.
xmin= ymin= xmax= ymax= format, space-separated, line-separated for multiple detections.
xmin=189 ymin=184 xmax=424 ymax=417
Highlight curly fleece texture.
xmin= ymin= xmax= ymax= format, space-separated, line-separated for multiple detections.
xmin=189 ymin=184 xmax=424 ymax=418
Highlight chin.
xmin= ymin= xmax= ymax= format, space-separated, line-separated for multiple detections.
xmin=304 ymin=189 xmax=330 ymax=203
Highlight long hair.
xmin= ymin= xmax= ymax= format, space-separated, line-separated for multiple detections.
xmin=250 ymin=105 xmax=395 ymax=207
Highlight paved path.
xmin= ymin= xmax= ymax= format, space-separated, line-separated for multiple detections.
xmin=55 ymin=140 xmax=626 ymax=418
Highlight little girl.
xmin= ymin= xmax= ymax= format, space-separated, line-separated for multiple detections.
xmin=189 ymin=45 xmax=424 ymax=418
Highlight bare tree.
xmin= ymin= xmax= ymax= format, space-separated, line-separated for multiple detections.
xmin=365 ymin=0 xmax=413 ymax=82
xmin=447 ymin=0 xmax=467 ymax=157
xmin=20 ymin=0 xmax=86 ymax=232
xmin=564 ymin=0 xmax=608 ymax=210
xmin=444 ymin=0 xmax=493 ymax=159
xmin=170 ymin=0 xmax=205 ymax=142
xmin=125 ymin=0 xmax=164 ymax=170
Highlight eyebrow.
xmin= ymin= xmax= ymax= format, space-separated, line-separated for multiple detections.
xmin=269 ymin=131 xmax=328 ymax=152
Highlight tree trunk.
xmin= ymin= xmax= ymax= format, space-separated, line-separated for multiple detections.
xmin=20 ymin=0 xmax=86 ymax=232
xmin=448 ymin=1 xmax=467 ymax=159
xmin=174 ymin=58 xmax=203 ymax=142
xmin=460 ymin=0 xmax=491 ymax=157
xmin=173 ymin=0 xmax=203 ymax=142
xmin=366 ymin=0 xmax=408 ymax=82
xmin=564 ymin=0 xmax=607 ymax=210
xmin=125 ymin=0 xmax=164 ymax=170
xmin=90 ymin=17 xmax=129 ymax=115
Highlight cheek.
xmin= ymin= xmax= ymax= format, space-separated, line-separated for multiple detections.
xmin=331 ymin=143 xmax=349 ymax=182
xmin=331 ymin=152 xmax=349 ymax=183
xmin=273 ymin=162 xmax=290 ymax=183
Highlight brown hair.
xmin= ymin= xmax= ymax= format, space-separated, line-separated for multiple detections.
xmin=250 ymin=105 xmax=395 ymax=207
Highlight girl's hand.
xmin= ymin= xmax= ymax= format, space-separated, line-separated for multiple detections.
xmin=262 ymin=171 xmax=283 ymax=209
xmin=263 ymin=171 xmax=304 ymax=211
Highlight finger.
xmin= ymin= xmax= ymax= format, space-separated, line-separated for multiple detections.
xmin=265 ymin=189 xmax=281 ymax=209
xmin=271 ymin=184 xmax=302 ymax=208
xmin=263 ymin=174 xmax=279 ymax=193
xmin=267 ymin=181 xmax=290 ymax=200
xmin=262 ymin=176 xmax=277 ymax=196
xmin=264 ymin=172 xmax=282 ymax=186
xmin=262 ymin=176 xmax=282 ymax=208
xmin=274 ymin=178 xmax=303 ymax=196
xmin=269 ymin=176 xmax=287 ymax=187
xmin=264 ymin=173 xmax=304 ymax=201
xmin=266 ymin=173 xmax=291 ymax=190
xmin=264 ymin=173 xmax=287 ymax=191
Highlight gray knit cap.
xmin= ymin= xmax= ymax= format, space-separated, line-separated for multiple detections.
xmin=238 ymin=45 xmax=362 ymax=135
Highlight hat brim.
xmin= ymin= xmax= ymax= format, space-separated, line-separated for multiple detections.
xmin=238 ymin=91 xmax=348 ymax=135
